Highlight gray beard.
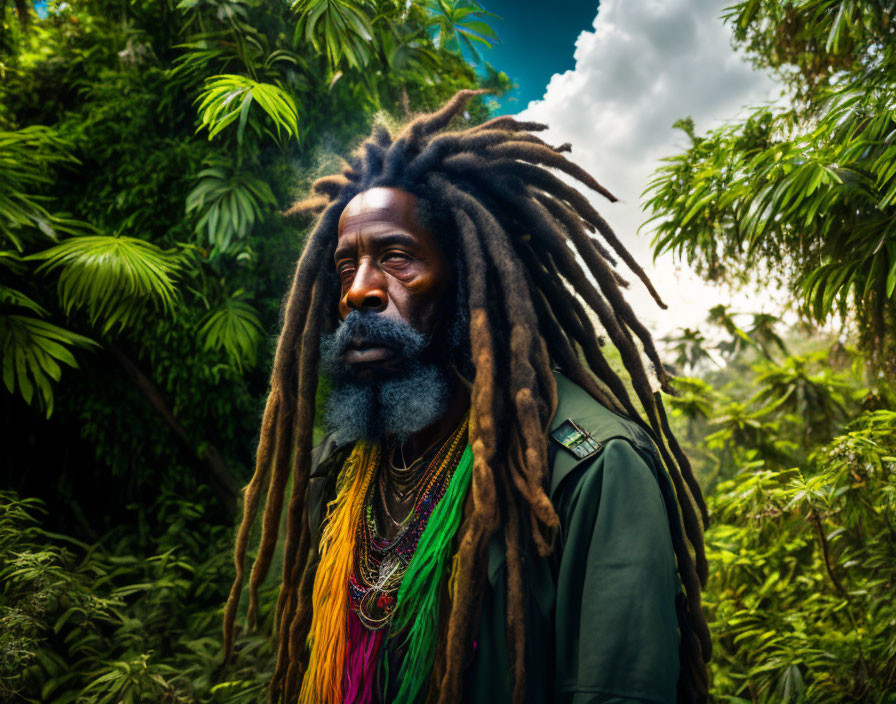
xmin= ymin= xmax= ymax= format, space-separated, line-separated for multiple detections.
xmin=319 ymin=310 xmax=451 ymax=446
xmin=323 ymin=362 xmax=450 ymax=446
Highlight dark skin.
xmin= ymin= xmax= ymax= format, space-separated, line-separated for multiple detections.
xmin=335 ymin=187 xmax=470 ymax=532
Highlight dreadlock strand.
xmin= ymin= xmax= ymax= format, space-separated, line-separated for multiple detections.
xmin=484 ymin=141 xmax=618 ymax=203
xmin=283 ymin=195 xmax=329 ymax=218
xmin=407 ymin=131 xmax=550 ymax=184
xmin=529 ymin=253 xmax=712 ymax=640
xmin=516 ymin=246 xmax=625 ymax=414
xmin=434 ymin=170 xmax=698 ymax=565
xmin=445 ymin=154 xmax=668 ymax=309
xmin=506 ymin=211 xmax=639 ymax=419
xmin=360 ymin=140 xmax=385 ymax=177
xmin=371 ymin=123 xmax=392 ymax=147
xmin=534 ymin=193 xmax=620 ymax=268
xmin=437 ymin=165 xmax=650 ymax=412
xmin=273 ymin=274 xmax=329 ymax=617
xmin=312 ymin=175 xmax=351 ymax=198
xmin=430 ymin=181 xmax=555 ymax=423
xmin=528 ymin=282 xmax=622 ymax=411
xmin=279 ymin=542 xmax=317 ymax=701
xmin=228 ymin=199 xmax=341 ymax=675
xmin=438 ymin=208 xmax=503 ymax=702
xmin=533 ymin=189 xmax=671 ymax=392
xmin=248 ymin=280 xmax=330 ymax=628
xmin=468 ymin=115 xmax=548 ymax=134
xmin=656 ymin=391 xmax=710 ymax=526
xmin=225 ymin=200 xmax=336 ymax=647
xmin=403 ymin=89 xmax=490 ymax=142
xmin=518 ymin=161 xmax=668 ymax=309
xmin=481 ymin=178 xmax=660 ymax=428
xmin=222 ymin=388 xmax=281 ymax=659
xmin=246 ymin=399 xmax=295 ymax=628
xmin=272 ymin=537 xmax=317 ymax=701
xmin=502 ymin=476 xmax=527 ymax=704
xmin=484 ymin=179 xmax=662 ymax=423
xmin=523 ymin=247 xmax=633 ymax=417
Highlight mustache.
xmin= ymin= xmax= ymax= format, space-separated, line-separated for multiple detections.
xmin=320 ymin=311 xmax=429 ymax=373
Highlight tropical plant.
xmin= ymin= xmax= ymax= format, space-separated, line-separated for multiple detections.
xmin=746 ymin=312 xmax=789 ymax=360
xmin=292 ymin=0 xmax=376 ymax=71
xmin=423 ymin=0 xmax=500 ymax=64
xmin=661 ymin=326 xmax=718 ymax=374
xmin=646 ymin=5 xmax=896 ymax=698
xmin=0 ymin=489 xmax=278 ymax=703
xmin=750 ymin=352 xmax=851 ymax=443
xmin=705 ymin=409 xmax=896 ymax=703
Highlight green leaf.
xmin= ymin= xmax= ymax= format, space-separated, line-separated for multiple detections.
xmin=0 ymin=314 xmax=97 ymax=416
xmin=196 ymin=294 xmax=264 ymax=368
xmin=886 ymin=253 xmax=896 ymax=297
xmin=195 ymin=75 xmax=299 ymax=143
xmin=25 ymin=235 xmax=182 ymax=333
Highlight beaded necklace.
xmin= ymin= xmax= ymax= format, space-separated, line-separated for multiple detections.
xmin=348 ymin=413 xmax=469 ymax=631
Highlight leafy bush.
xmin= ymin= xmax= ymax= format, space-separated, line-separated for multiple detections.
xmin=0 ymin=490 xmax=279 ymax=703
xmin=706 ymin=409 xmax=896 ymax=703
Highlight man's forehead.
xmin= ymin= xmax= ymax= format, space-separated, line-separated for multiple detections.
xmin=338 ymin=187 xmax=421 ymax=233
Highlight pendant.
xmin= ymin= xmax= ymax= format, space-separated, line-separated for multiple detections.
xmin=375 ymin=553 xmax=401 ymax=590
xmin=357 ymin=553 xmax=404 ymax=629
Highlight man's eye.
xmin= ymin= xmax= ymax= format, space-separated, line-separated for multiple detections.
xmin=382 ymin=252 xmax=410 ymax=264
xmin=337 ymin=263 xmax=355 ymax=279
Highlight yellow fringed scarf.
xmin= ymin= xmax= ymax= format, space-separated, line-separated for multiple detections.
xmin=298 ymin=441 xmax=379 ymax=704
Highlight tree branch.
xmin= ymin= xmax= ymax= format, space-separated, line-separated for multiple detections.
xmin=811 ymin=510 xmax=846 ymax=597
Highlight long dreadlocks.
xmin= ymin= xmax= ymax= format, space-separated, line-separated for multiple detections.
xmin=223 ymin=89 xmax=712 ymax=703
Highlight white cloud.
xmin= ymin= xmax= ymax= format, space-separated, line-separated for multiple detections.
xmin=518 ymin=0 xmax=784 ymax=339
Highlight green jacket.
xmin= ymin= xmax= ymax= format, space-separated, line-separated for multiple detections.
xmin=304 ymin=373 xmax=681 ymax=703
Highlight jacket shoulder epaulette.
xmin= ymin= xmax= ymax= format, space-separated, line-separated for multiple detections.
xmin=549 ymin=371 xmax=657 ymax=498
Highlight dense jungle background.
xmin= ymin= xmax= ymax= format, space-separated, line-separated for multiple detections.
xmin=1 ymin=0 xmax=894 ymax=702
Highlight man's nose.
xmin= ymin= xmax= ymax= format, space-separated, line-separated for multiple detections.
xmin=345 ymin=260 xmax=387 ymax=312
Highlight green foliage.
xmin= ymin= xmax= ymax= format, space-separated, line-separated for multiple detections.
xmin=195 ymin=75 xmax=300 ymax=143
xmin=0 ymin=490 xmax=278 ymax=703
xmin=28 ymin=234 xmax=183 ymax=332
xmin=423 ymin=0 xmax=500 ymax=64
xmin=662 ymin=310 xmax=896 ymax=701
xmin=0 ymin=0 xmax=499 ymax=422
xmin=185 ymin=163 xmax=277 ymax=255
xmin=0 ymin=309 xmax=98 ymax=417
xmin=643 ymin=0 xmax=896 ymax=376
xmin=647 ymin=8 xmax=896 ymax=695
xmin=0 ymin=126 xmax=100 ymax=414
xmin=662 ymin=327 xmax=719 ymax=375
xmin=0 ymin=126 xmax=81 ymax=249
xmin=705 ymin=409 xmax=896 ymax=703
xmin=293 ymin=0 xmax=375 ymax=70
xmin=197 ymin=293 xmax=264 ymax=369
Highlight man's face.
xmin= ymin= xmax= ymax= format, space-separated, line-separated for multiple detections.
xmin=334 ymin=187 xmax=448 ymax=374
xmin=321 ymin=187 xmax=454 ymax=444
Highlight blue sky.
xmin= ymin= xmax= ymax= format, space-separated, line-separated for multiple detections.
xmin=478 ymin=0 xmax=600 ymax=114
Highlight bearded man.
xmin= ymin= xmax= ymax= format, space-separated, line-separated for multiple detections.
xmin=223 ymin=90 xmax=711 ymax=704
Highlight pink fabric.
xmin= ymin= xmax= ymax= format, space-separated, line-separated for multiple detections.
xmin=342 ymin=610 xmax=385 ymax=704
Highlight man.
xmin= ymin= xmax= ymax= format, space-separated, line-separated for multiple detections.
xmin=223 ymin=90 xmax=711 ymax=704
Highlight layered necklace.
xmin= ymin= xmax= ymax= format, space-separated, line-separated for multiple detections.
xmin=348 ymin=413 xmax=470 ymax=631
